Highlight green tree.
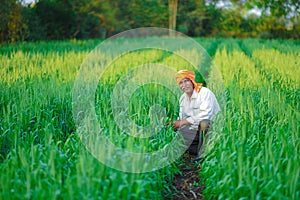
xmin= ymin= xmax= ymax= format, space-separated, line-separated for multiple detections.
xmin=128 ymin=0 xmax=168 ymax=28
xmin=22 ymin=3 xmax=46 ymax=41
xmin=242 ymin=0 xmax=300 ymax=38
xmin=245 ymin=0 xmax=300 ymax=17
xmin=176 ymin=0 xmax=224 ymax=37
xmin=204 ymin=4 xmax=223 ymax=36
xmin=34 ymin=0 xmax=75 ymax=40
xmin=110 ymin=0 xmax=132 ymax=32
xmin=0 ymin=0 xmax=27 ymax=43
xmin=31 ymin=0 xmax=117 ymax=40
xmin=77 ymin=0 xmax=117 ymax=38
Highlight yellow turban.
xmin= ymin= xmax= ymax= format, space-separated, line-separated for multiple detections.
xmin=175 ymin=70 xmax=202 ymax=92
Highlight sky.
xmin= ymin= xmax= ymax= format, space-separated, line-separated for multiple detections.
xmin=23 ymin=0 xmax=35 ymax=5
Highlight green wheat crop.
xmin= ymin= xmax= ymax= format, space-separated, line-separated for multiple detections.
xmin=0 ymin=38 xmax=299 ymax=199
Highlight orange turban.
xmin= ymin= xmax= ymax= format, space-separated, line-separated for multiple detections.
xmin=175 ymin=70 xmax=203 ymax=92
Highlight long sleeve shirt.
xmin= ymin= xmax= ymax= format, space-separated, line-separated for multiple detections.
xmin=179 ymin=87 xmax=220 ymax=130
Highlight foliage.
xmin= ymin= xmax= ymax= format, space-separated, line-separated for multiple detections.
xmin=0 ymin=40 xmax=181 ymax=199
xmin=202 ymin=39 xmax=300 ymax=199
xmin=0 ymin=38 xmax=299 ymax=199
xmin=1 ymin=0 xmax=300 ymax=44
xmin=0 ymin=0 xmax=27 ymax=43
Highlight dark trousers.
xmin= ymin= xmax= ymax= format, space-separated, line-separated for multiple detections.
xmin=179 ymin=120 xmax=211 ymax=157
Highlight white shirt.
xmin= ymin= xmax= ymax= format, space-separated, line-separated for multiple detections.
xmin=179 ymin=87 xmax=220 ymax=130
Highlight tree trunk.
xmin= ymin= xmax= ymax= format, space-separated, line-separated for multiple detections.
xmin=168 ymin=0 xmax=178 ymax=36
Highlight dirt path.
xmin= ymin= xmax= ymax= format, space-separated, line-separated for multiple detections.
xmin=166 ymin=154 xmax=205 ymax=200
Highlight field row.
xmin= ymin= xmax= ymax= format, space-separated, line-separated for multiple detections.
xmin=0 ymin=38 xmax=299 ymax=199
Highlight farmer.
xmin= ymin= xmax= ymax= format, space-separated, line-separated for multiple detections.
xmin=171 ymin=69 xmax=220 ymax=162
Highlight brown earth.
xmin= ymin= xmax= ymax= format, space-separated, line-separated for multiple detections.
xmin=165 ymin=154 xmax=205 ymax=200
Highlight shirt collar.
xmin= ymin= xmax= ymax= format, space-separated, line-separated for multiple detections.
xmin=184 ymin=89 xmax=198 ymax=99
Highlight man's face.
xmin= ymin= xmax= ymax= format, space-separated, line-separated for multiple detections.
xmin=179 ymin=78 xmax=194 ymax=94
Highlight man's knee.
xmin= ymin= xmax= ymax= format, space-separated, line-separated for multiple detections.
xmin=199 ymin=120 xmax=210 ymax=131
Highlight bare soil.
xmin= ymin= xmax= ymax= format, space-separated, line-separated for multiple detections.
xmin=165 ymin=154 xmax=205 ymax=200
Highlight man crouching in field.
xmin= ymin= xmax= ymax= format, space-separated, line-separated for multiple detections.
xmin=170 ymin=69 xmax=220 ymax=163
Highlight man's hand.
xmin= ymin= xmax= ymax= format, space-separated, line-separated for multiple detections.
xmin=172 ymin=119 xmax=190 ymax=129
xmin=166 ymin=121 xmax=172 ymax=128
xmin=172 ymin=120 xmax=181 ymax=129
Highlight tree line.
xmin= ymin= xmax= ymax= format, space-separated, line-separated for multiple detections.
xmin=1 ymin=0 xmax=299 ymax=44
